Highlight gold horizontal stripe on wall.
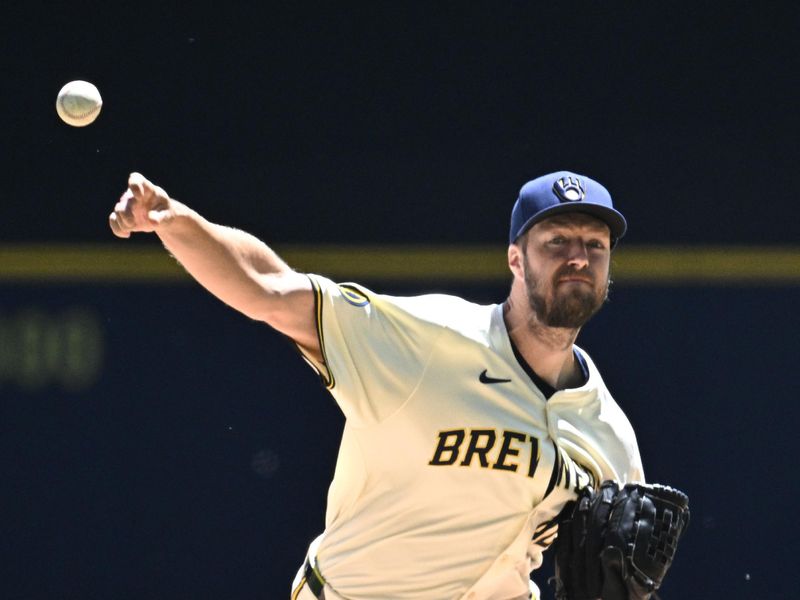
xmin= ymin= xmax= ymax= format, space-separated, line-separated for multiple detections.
xmin=0 ymin=244 xmax=798 ymax=284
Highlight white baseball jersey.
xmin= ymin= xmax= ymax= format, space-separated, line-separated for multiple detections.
xmin=295 ymin=274 xmax=644 ymax=600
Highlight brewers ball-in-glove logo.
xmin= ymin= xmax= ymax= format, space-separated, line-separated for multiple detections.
xmin=553 ymin=176 xmax=586 ymax=203
xmin=339 ymin=284 xmax=370 ymax=307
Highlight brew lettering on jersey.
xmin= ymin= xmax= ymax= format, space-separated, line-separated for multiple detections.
xmin=428 ymin=428 xmax=594 ymax=494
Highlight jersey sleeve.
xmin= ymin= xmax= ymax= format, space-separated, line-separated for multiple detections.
xmin=300 ymin=274 xmax=464 ymax=425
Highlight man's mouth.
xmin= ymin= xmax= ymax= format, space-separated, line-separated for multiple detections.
xmin=557 ymin=276 xmax=593 ymax=285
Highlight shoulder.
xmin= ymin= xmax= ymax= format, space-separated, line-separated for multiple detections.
xmin=308 ymin=274 xmax=494 ymax=330
xmin=390 ymin=291 xmax=492 ymax=326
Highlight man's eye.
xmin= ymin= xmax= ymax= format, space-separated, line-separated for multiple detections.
xmin=550 ymin=237 xmax=566 ymax=245
xmin=587 ymin=240 xmax=606 ymax=250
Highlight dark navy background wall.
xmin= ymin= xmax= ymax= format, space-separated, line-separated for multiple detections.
xmin=4 ymin=280 xmax=798 ymax=598
xmin=4 ymin=4 xmax=799 ymax=247
xmin=3 ymin=2 xmax=799 ymax=599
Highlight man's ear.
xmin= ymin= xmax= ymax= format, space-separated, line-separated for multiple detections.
xmin=508 ymin=243 xmax=524 ymax=280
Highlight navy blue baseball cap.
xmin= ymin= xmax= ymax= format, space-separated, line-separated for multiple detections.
xmin=509 ymin=171 xmax=627 ymax=247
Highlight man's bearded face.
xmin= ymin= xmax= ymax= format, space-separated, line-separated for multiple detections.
xmin=522 ymin=251 xmax=609 ymax=328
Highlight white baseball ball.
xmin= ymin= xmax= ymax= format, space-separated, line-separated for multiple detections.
xmin=56 ymin=80 xmax=103 ymax=127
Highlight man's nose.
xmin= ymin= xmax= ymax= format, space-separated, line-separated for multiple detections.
xmin=566 ymin=241 xmax=590 ymax=269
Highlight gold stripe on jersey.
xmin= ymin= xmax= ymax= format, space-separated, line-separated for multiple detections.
xmin=290 ymin=576 xmax=306 ymax=600
xmin=304 ymin=275 xmax=335 ymax=390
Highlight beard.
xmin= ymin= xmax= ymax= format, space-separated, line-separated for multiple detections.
xmin=523 ymin=255 xmax=609 ymax=329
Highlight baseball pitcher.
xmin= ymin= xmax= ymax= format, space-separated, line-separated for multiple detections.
xmin=109 ymin=170 xmax=688 ymax=599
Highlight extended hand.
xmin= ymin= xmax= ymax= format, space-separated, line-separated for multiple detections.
xmin=109 ymin=172 xmax=173 ymax=238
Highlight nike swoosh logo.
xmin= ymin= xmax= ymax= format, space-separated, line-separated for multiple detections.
xmin=479 ymin=369 xmax=512 ymax=384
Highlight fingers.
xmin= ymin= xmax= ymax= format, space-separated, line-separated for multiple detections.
xmin=113 ymin=191 xmax=137 ymax=227
xmin=128 ymin=172 xmax=155 ymax=202
xmin=127 ymin=172 xmax=143 ymax=199
xmin=111 ymin=173 xmax=171 ymax=238
xmin=108 ymin=212 xmax=130 ymax=239
xmin=110 ymin=182 xmax=150 ymax=238
xmin=109 ymin=191 xmax=136 ymax=238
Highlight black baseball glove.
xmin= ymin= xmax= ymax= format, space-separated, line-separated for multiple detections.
xmin=551 ymin=481 xmax=690 ymax=600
